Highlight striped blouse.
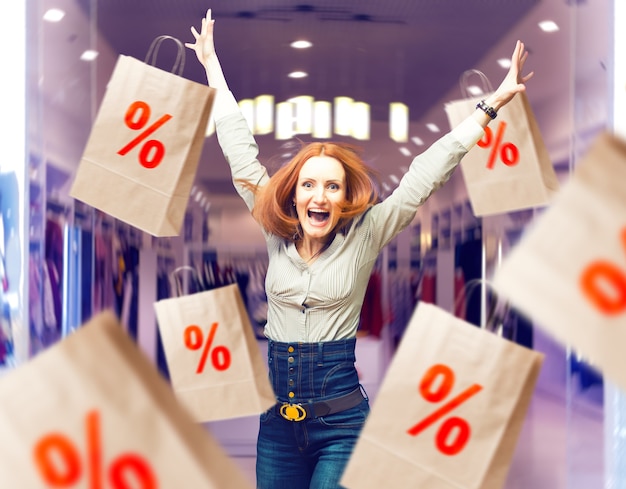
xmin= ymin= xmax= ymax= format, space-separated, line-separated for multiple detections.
xmin=213 ymin=91 xmax=484 ymax=342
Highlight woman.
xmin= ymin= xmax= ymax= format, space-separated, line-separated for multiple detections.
xmin=186 ymin=9 xmax=533 ymax=489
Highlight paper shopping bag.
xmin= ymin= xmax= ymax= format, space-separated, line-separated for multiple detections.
xmin=493 ymin=131 xmax=626 ymax=393
xmin=0 ymin=311 xmax=253 ymax=488
xmin=341 ymin=302 xmax=543 ymax=489
xmin=70 ymin=35 xmax=215 ymax=236
xmin=445 ymin=74 xmax=559 ymax=216
xmin=154 ymin=282 xmax=276 ymax=422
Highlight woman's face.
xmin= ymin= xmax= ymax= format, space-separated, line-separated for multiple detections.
xmin=294 ymin=155 xmax=346 ymax=242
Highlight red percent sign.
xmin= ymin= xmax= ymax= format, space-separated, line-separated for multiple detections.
xmin=184 ymin=322 xmax=232 ymax=374
xmin=407 ymin=364 xmax=483 ymax=456
xmin=33 ymin=410 xmax=157 ymax=489
xmin=477 ymin=121 xmax=519 ymax=169
xmin=117 ymin=101 xmax=172 ymax=169
xmin=580 ymin=226 xmax=626 ymax=315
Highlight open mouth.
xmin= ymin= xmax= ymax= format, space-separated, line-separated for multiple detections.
xmin=308 ymin=209 xmax=330 ymax=224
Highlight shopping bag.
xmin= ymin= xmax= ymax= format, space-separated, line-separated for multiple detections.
xmin=493 ymin=131 xmax=626 ymax=393
xmin=445 ymin=70 xmax=559 ymax=217
xmin=70 ymin=35 xmax=215 ymax=236
xmin=154 ymin=271 xmax=275 ymax=422
xmin=0 ymin=311 xmax=253 ymax=488
xmin=341 ymin=302 xmax=543 ymax=489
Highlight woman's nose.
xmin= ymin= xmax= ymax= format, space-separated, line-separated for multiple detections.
xmin=313 ymin=188 xmax=326 ymax=202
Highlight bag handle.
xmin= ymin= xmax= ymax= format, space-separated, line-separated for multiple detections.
xmin=459 ymin=69 xmax=494 ymax=98
xmin=144 ymin=35 xmax=185 ymax=76
xmin=170 ymin=265 xmax=201 ymax=297
xmin=453 ymin=277 xmax=512 ymax=337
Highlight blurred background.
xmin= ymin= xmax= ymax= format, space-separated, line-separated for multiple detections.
xmin=1 ymin=0 xmax=624 ymax=487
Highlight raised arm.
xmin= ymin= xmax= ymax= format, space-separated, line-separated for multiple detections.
xmin=185 ymin=9 xmax=269 ymax=214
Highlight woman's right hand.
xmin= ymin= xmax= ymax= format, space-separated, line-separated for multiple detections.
xmin=185 ymin=8 xmax=216 ymax=66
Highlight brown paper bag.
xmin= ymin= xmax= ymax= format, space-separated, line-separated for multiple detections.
xmin=341 ymin=302 xmax=543 ymax=489
xmin=0 ymin=311 xmax=253 ymax=488
xmin=493 ymin=131 xmax=626 ymax=393
xmin=445 ymin=71 xmax=559 ymax=216
xmin=70 ymin=36 xmax=215 ymax=236
xmin=154 ymin=280 xmax=276 ymax=422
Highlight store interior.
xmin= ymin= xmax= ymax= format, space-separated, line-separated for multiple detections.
xmin=0 ymin=0 xmax=622 ymax=487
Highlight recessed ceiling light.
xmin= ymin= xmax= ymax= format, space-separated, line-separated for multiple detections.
xmin=497 ymin=58 xmax=512 ymax=69
xmin=43 ymin=8 xmax=65 ymax=22
xmin=291 ymin=40 xmax=312 ymax=49
xmin=80 ymin=49 xmax=99 ymax=61
xmin=426 ymin=123 xmax=440 ymax=133
xmin=288 ymin=71 xmax=308 ymax=79
xmin=538 ymin=20 xmax=559 ymax=32
xmin=411 ymin=136 xmax=424 ymax=146
xmin=467 ymin=85 xmax=483 ymax=96
xmin=398 ymin=147 xmax=412 ymax=157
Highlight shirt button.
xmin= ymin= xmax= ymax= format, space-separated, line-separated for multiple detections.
xmin=288 ymin=356 xmax=294 ymax=363
xmin=288 ymin=392 xmax=295 ymax=398
xmin=288 ymin=346 xmax=294 ymax=353
xmin=289 ymin=367 xmax=295 ymax=374
xmin=289 ymin=379 xmax=295 ymax=386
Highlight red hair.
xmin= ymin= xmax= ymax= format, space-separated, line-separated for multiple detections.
xmin=239 ymin=142 xmax=380 ymax=240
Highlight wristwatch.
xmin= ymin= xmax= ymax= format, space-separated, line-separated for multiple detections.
xmin=476 ymin=100 xmax=498 ymax=120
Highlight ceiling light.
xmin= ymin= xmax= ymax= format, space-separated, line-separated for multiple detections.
xmin=275 ymin=101 xmax=294 ymax=140
xmin=289 ymin=95 xmax=314 ymax=134
xmin=426 ymin=123 xmax=440 ymax=133
xmin=398 ymin=147 xmax=412 ymax=157
xmin=466 ymin=85 xmax=484 ymax=96
xmin=389 ymin=174 xmax=400 ymax=184
xmin=389 ymin=102 xmax=408 ymax=142
xmin=538 ymin=20 xmax=559 ymax=32
xmin=351 ymin=102 xmax=370 ymax=140
xmin=313 ymin=101 xmax=331 ymax=139
xmin=334 ymin=96 xmax=354 ymax=136
xmin=288 ymin=71 xmax=308 ymax=79
xmin=411 ymin=136 xmax=424 ymax=146
xmin=254 ymin=94 xmax=274 ymax=135
xmin=291 ymin=40 xmax=312 ymax=49
xmin=43 ymin=8 xmax=65 ymax=22
xmin=80 ymin=49 xmax=99 ymax=61
xmin=497 ymin=58 xmax=511 ymax=69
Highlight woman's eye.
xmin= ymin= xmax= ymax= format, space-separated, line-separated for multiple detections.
xmin=328 ymin=183 xmax=339 ymax=190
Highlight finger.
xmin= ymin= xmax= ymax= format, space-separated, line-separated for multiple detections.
xmin=521 ymin=71 xmax=534 ymax=83
xmin=206 ymin=8 xmax=212 ymax=22
xmin=189 ymin=26 xmax=199 ymax=39
xmin=184 ymin=42 xmax=195 ymax=50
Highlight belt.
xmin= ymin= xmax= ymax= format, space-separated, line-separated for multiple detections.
xmin=279 ymin=387 xmax=365 ymax=422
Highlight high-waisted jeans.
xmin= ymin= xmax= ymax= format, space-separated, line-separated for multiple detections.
xmin=256 ymin=338 xmax=369 ymax=489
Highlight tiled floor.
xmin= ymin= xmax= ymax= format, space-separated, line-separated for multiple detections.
xmin=229 ymin=384 xmax=605 ymax=488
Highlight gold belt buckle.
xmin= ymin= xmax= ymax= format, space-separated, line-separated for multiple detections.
xmin=279 ymin=402 xmax=307 ymax=422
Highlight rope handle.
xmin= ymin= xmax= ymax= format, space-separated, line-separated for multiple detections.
xmin=170 ymin=265 xmax=200 ymax=297
xmin=453 ymin=278 xmax=511 ymax=337
xmin=459 ymin=69 xmax=494 ymax=99
xmin=144 ymin=35 xmax=185 ymax=76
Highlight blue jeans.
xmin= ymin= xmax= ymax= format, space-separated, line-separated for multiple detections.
xmin=256 ymin=339 xmax=369 ymax=489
